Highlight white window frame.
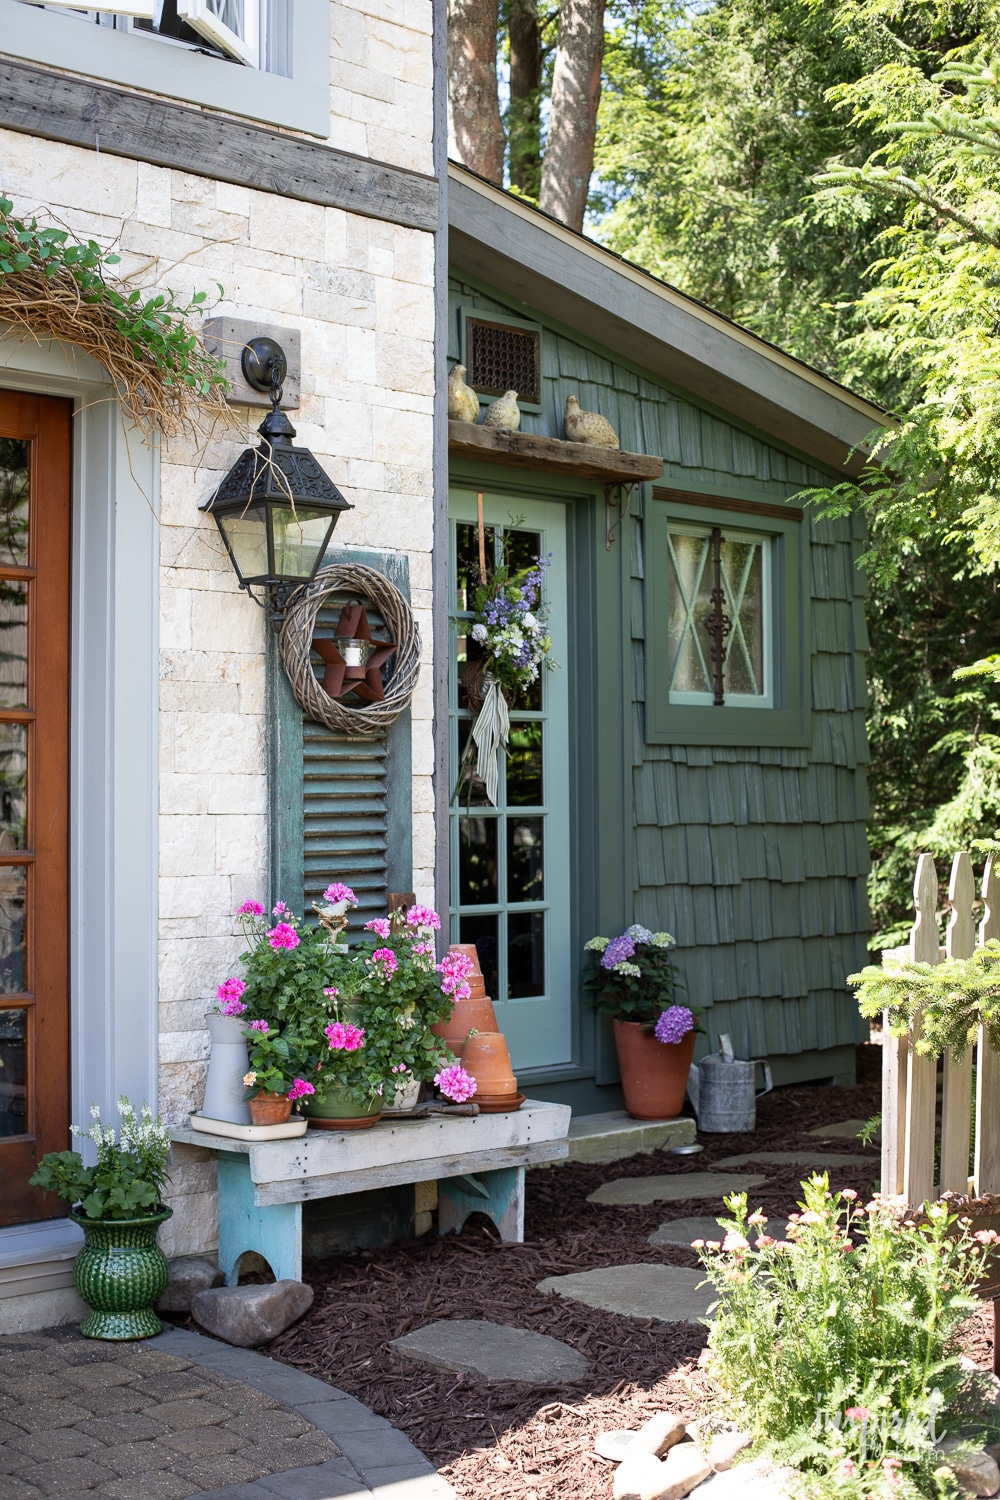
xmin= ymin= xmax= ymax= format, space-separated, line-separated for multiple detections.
xmin=666 ymin=521 xmax=773 ymax=709
xmin=37 ymin=0 xmax=157 ymax=17
xmin=177 ymin=0 xmax=259 ymax=66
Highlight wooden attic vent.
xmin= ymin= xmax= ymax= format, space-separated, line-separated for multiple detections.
xmin=466 ymin=316 xmax=541 ymax=404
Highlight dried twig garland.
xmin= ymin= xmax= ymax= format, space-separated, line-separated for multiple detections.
xmin=279 ymin=563 xmax=420 ymax=735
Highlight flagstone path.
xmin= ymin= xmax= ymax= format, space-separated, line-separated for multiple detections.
xmin=711 ymin=1151 xmax=873 ymax=1169
xmin=0 ymin=1324 xmax=451 ymax=1500
xmin=536 ymin=1264 xmax=713 ymax=1325
xmin=806 ymin=1120 xmax=871 ymax=1140
xmin=390 ymin=1320 xmax=589 ymax=1383
xmin=587 ymin=1172 xmax=767 ymax=1206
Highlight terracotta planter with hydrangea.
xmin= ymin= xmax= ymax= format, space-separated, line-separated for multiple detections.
xmin=612 ymin=1014 xmax=696 ymax=1120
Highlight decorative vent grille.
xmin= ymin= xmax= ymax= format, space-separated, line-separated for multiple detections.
xmin=466 ymin=317 xmax=541 ymax=403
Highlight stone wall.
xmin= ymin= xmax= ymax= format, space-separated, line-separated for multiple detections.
xmin=0 ymin=0 xmax=436 ymax=1263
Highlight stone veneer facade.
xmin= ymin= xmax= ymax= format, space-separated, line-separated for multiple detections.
xmin=0 ymin=0 xmax=436 ymax=1262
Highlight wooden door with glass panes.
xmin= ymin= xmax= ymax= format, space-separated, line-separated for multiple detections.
xmin=449 ymin=492 xmax=571 ymax=1072
xmin=0 ymin=393 xmax=71 ymax=1226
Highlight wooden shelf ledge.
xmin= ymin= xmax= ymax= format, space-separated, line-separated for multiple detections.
xmin=449 ymin=420 xmax=664 ymax=482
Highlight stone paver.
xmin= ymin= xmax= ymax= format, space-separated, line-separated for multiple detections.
xmin=806 ymin=1119 xmax=871 ymax=1140
xmin=647 ymin=1216 xmax=727 ymax=1248
xmin=587 ymin=1172 xmax=767 ymax=1206
xmin=392 ymin=1318 xmax=589 ymax=1383
xmin=0 ymin=1324 xmax=454 ymax=1500
xmin=711 ymin=1151 xmax=874 ymax=1169
xmin=537 ymin=1264 xmax=713 ymax=1324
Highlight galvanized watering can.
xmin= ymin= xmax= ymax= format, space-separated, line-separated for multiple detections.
xmin=686 ymin=1033 xmax=773 ymax=1133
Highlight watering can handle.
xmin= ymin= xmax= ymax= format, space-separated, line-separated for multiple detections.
xmin=754 ymin=1061 xmax=773 ymax=1098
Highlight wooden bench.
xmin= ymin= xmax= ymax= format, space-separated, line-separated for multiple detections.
xmin=171 ymin=1099 xmax=571 ymax=1284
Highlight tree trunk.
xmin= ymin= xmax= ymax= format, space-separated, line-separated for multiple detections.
xmin=538 ymin=0 xmax=605 ymax=231
xmin=448 ymin=0 xmax=506 ymax=185
xmin=506 ymin=0 xmax=542 ymax=200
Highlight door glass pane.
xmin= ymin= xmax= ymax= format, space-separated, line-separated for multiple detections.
xmin=507 ymin=818 xmax=544 ymax=902
xmin=455 ymin=722 xmax=490 ymax=807
xmin=458 ymin=816 xmax=498 ymax=905
xmin=455 ymin=522 xmax=495 ymax=611
xmin=503 ymin=529 xmax=541 ymax=575
xmin=0 ymin=867 xmax=26 ymax=995
xmin=459 ymin=914 xmax=499 ymax=1002
xmin=0 ymin=725 xmax=27 ymax=851
xmin=0 ymin=582 xmax=28 ymax=709
xmin=508 ymin=912 xmax=544 ymax=997
xmin=0 ymin=1008 xmax=26 ymax=1137
xmin=507 ymin=722 xmax=542 ymax=806
xmin=0 ymin=440 xmax=29 ymax=569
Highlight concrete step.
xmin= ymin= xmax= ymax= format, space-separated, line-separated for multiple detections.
xmin=562 ymin=1110 xmax=697 ymax=1165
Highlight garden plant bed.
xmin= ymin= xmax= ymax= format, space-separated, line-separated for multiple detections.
xmin=184 ymin=1056 xmax=997 ymax=1499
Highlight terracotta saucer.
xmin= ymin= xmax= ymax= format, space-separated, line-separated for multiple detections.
xmin=473 ymin=1092 xmax=526 ymax=1113
xmin=306 ymin=1113 xmax=382 ymax=1130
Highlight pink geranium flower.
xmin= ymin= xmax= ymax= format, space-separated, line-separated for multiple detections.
xmin=267 ymin=922 xmax=300 ymax=951
xmin=437 ymin=951 xmax=474 ymax=1001
xmin=370 ymin=947 xmax=398 ymax=975
xmin=287 ymin=1079 xmax=316 ymax=1102
xmin=364 ymin=918 xmax=391 ymax=939
xmin=247 ymin=1019 xmax=269 ymax=1033
xmin=217 ymin=977 xmax=248 ymax=1016
xmin=325 ymin=1021 xmax=365 ymax=1051
xmin=236 ymin=900 xmax=265 ymax=917
xmin=434 ymin=1064 xmax=477 ymax=1103
xmin=272 ymin=900 xmax=289 ymax=917
xmin=406 ymin=904 xmax=441 ymax=931
xmin=323 ymin=883 xmax=357 ymax=906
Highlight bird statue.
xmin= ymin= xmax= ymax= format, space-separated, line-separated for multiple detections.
xmin=563 ymin=393 xmax=620 ymax=450
xmin=482 ymin=390 xmax=521 ymax=433
xmin=448 ymin=363 xmax=480 ymax=424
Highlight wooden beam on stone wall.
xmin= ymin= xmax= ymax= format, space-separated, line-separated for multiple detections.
xmin=449 ymin=420 xmax=663 ymax=481
xmin=0 ymin=60 xmax=439 ymax=232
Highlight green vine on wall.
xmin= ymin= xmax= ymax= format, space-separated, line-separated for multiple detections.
xmin=0 ymin=195 xmax=231 ymax=435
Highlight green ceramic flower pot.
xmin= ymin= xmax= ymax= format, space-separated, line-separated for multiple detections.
xmin=300 ymin=1080 xmax=382 ymax=1130
xmin=70 ymin=1206 xmax=172 ymax=1340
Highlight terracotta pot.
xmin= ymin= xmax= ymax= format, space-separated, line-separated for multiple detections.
xmin=462 ymin=1030 xmax=517 ymax=1097
xmin=431 ymin=943 xmax=499 ymax=1059
xmin=613 ymin=1020 xmax=695 ymax=1120
xmin=247 ymin=1092 xmax=292 ymax=1126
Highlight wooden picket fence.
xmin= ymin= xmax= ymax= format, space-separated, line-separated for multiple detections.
xmin=881 ymin=850 xmax=1000 ymax=1207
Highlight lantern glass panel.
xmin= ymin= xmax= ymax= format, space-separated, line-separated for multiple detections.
xmin=271 ymin=505 xmax=334 ymax=580
xmin=217 ymin=502 xmax=270 ymax=584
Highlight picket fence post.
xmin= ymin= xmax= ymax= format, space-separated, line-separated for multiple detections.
xmin=977 ymin=856 xmax=1000 ymax=1196
xmin=940 ymin=852 xmax=975 ymax=1194
xmin=901 ymin=853 xmax=939 ymax=1207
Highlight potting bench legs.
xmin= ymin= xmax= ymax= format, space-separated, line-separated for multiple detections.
xmin=438 ymin=1166 xmax=525 ymax=1242
xmin=217 ymin=1154 xmax=302 ymax=1286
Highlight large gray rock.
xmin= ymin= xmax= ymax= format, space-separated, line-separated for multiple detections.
xmin=689 ymin=1459 xmax=796 ymax=1497
xmin=704 ymin=1431 xmax=752 ymax=1472
xmin=624 ymin=1410 xmax=688 ymax=1458
xmin=537 ymin=1264 xmax=713 ymax=1325
xmin=658 ymin=1443 xmax=712 ymax=1498
xmin=392 ymin=1319 xmax=588 ymax=1383
xmin=940 ymin=1443 xmax=1000 ymax=1497
xmin=588 ymin=1174 xmax=767 ymax=1207
xmin=190 ymin=1280 xmax=314 ymax=1347
xmin=614 ymin=1453 xmax=670 ymax=1500
xmin=156 ymin=1255 xmax=223 ymax=1314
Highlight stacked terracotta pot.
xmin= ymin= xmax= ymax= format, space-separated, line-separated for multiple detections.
xmin=433 ymin=944 xmax=522 ymax=1112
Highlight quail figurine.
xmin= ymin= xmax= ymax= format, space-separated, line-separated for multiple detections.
xmin=482 ymin=389 xmax=521 ymax=433
xmin=563 ymin=393 xmax=620 ymax=450
xmin=448 ymin=363 xmax=480 ymax=424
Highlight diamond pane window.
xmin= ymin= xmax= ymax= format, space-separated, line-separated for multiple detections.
xmin=666 ymin=524 xmax=770 ymax=706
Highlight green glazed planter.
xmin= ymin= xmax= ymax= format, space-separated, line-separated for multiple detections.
xmin=70 ymin=1206 xmax=172 ymax=1340
xmin=300 ymin=1079 xmax=382 ymax=1129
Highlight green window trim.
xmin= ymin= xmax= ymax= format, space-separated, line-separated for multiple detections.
xmin=645 ymin=495 xmax=810 ymax=748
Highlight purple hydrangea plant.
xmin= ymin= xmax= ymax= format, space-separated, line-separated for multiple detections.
xmin=654 ymin=1005 xmax=695 ymax=1045
xmin=601 ymin=933 xmax=636 ymax=970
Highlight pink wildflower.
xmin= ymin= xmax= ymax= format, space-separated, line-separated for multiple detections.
xmin=217 ymin=977 xmax=248 ymax=1016
xmin=690 ymin=1239 xmax=705 ymax=1249
xmin=407 ymin=904 xmax=442 ymax=931
xmin=370 ymin=947 xmax=398 ymax=975
xmin=845 ymin=1408 xmax=870 ymax=1423
xmin=236 ymin=900 xmax=265 ymax=917
xmin=247 ymin=1019 xmax=269 ymax=1034
xmin=434 ymin=1063 xmax=477 ymax=1103
xmin=323 ymin=883 xmax=357 ymax=905
xmin=975 ymin=1229 xmax=1000 ymax=1244
xmin=287 ymin=1078 xmax=316 ymax=1102
xmin=325 ymin=1021 xmax=365 ymax=1051
xmin=747 ymin=1211 xmax=766 ymax=1226
xmin=754 ymin=1235 xmax=775 ymax=1248
xmin=799 ymin=1211 xmax=823 ymax=1226
xmin=267 ymin=922 xmax=300 ymax=951
xmin=841 ymin=1188 xmax=858 ymax=1200
xmin=721 ymin=1231 xmax=749 ymax=1252
xmin=365 ymin=918 xmax=391 ymax=939
xmin=838 ymin=1460 xmax=855 ymax=1478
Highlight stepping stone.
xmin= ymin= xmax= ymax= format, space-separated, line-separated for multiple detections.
xmin=647 ymin=1216 xmax=727 ymax=1247
xmin=711 ymin=1151 xmax=873 ymax=1169
xmin=391 ymin=1318 xmax=589 ymax=1383
xmin=588 ymin=1173 xmax=766 ymax=1206
xmin=537 ymin=1263 xmax=713 ymax=1324
xmin=807 ymin=1119 xmax=875 ymax=1141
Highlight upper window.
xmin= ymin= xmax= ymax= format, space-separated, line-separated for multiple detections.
xmin=3 ymin=0 xmax=327 ymax=135
xmin=645 ymin=490 xmax=809 ymax=748
xmin=666 ymin=523 xmax=771 ymax=707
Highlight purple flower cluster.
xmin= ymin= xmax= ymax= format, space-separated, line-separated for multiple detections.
xmin=600 ymin=933 xmax=636 ymax=970
xmin=654 ymin=1006 xmax=695 ymax=1045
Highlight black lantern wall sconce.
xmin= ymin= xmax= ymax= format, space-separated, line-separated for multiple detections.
xmin=200 ymin=337 xmax=353 ymax=630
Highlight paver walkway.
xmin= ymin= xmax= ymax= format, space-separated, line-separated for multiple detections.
xmin=587 ymin=1172 xmax=767 ymax=1206
xmin=711 ymin=1151 xmax=873 ymax=1169
xmin=0 ymin=1324 xmax=452 ymax=1500
xmin=536 ymin=1264 xmax=712 ymax=1324
xmin=391 ymin=1320 xmax=589 ymax=1383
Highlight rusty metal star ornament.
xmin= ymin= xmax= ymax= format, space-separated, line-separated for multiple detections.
xmin=311 ymin=601 xmax=397 ymax=704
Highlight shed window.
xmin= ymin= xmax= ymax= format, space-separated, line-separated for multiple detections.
xmin=666 ymin=524 xmax=770 ymax=706
xmin=37 ymin=0 xmax=268 ymax=67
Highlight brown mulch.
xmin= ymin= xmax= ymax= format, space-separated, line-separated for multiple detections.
xmin=241 ymin=1050 xmax=913 ymax=1499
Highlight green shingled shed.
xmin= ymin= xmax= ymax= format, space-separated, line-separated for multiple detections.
xmin=444 ymin=165 xmax=879 ymax=1108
